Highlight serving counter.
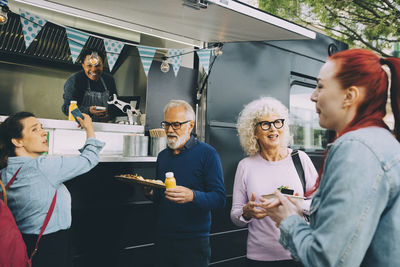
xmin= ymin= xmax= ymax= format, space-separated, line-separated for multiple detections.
xmin=0 ymin=116 xmax=157 ymax=162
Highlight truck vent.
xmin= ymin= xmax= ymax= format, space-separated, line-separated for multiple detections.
xmin=0 ymin=11 xmax=114 ymax=67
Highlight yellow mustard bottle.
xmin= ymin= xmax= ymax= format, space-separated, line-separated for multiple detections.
xmin=165 ymin=172 xmax=176 ymax=189
xmin=68 ymin=100 xmax=78 ymax=121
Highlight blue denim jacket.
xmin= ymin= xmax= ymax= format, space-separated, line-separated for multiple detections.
xmin=279 ymin=127 xmax=400 ymax=267
xmin=0 ymin=138 xmax=104 ymax=235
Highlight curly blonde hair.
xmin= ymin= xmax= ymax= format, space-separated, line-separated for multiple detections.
xmin=237 ymin=97 xmax=290 ymax=156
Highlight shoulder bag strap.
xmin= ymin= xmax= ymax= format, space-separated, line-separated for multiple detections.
xmin=0 ymin=166 xmax=57 ymax=260
xmin=0 ymin=179 xmax=6 ymax=205
xmin=291 ymin=150 xmax=306 ymax=194
xmin=0 ymin=166 xmax=22 ymax=205
xmin=30 ymin=190 xmax=57 ymax=259
xmin=5 ymin=166 xmax=22 ymax=190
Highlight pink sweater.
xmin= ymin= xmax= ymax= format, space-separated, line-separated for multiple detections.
xmin=230 ymin=150 xmax=317 ymax=261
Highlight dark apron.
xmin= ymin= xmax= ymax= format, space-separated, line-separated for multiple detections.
xmin=81 ymin=77 xmax=109 ymax=122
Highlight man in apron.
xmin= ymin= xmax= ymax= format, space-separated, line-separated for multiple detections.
xmin=62 ymin=49 xmax=118 ymax=122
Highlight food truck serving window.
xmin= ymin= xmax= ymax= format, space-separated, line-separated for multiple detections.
xmin=289 ymin=82 xmax=327 ymax=151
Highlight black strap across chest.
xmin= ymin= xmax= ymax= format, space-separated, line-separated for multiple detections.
xmin=291 ymin=150 xmax=306 ymax=194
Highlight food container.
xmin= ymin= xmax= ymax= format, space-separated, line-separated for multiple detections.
xmin=123 ymin=135 xmax=148 ymax=157
xmin=261 ymin=193 xmax=305 ymax=205
xmin=115 ymin=115 xmax=138 ymax=125
xmin=150 ymin=137 xmax=167 ymax=157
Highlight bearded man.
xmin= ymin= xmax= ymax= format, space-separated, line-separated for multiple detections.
xmin=145 ymin=100 xmax=226 ymax=267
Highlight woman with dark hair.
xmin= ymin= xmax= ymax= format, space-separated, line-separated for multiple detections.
xmin=262 ymin=49 xmax=400 ymax=267
xmin=0 ymin=112 xmax=104 ymax=267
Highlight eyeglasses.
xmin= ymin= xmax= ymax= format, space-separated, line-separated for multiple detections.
xmin=256 ymin=119 xmax=285 ymax=131
xmin=161 ymin=120 xmax=190 ymax=130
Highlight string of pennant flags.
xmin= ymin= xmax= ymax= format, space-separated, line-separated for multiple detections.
xmin=15 ymin=7 xmax=217 ymax=77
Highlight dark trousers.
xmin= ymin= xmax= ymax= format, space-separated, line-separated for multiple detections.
xmin=22 ymin=229 xmax=72 ymax=267
xmin=155 ymin=236 xmax=211 ymax=267
xmin=247 ymin=258 xmax=304 ymax=267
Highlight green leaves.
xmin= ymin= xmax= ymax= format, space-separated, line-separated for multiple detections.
xmin=277 ymin=185 xmax=289 ymax=191
xmin=259 ymin=0 xmax=400 ymax=56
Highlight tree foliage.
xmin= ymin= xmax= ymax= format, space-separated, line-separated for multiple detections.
xmin=258 ymin=0 xmax=400 ymax=56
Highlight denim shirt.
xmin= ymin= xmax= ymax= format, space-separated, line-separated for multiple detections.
xmin=0 ymin=138 xmax=105 ymax=235
xmin=279 ymin=127 xmax=400 ymax=267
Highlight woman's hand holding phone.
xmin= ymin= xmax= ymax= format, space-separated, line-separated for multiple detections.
xmin=76 ymin=114 xmax=95 ymax=139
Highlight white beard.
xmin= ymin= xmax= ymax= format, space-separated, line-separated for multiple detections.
xmin=167 ymin=128 xmax=190 ymax=150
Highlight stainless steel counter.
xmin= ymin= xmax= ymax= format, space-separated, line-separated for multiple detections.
xmin=0 ymin=116 xmax=158 ymax=162
xmin=100 ymin=155 xmax=156 ymax=162
xmin=0 ymin=115 xmax=144 ymax=133
xmin=51 ymin=155 xmax=157 ymax=163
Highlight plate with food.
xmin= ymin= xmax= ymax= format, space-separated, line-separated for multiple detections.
xmin=262 ymin=186 xmax=306 ymax=200
xmin=115 ymin=174 xmax=166 ymax=189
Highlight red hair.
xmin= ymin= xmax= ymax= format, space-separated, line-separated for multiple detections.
xmin=306 ymin=49 xmax=400 ymax=196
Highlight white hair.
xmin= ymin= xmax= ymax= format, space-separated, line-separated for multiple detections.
xmin=237 ymin=97 xmax=290 ymax=156
xmin=164 ymin=100 xmax=195 ymax=121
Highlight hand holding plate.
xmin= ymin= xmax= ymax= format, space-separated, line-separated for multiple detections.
xmin=260 ymin=190 xmax=303 ymax=227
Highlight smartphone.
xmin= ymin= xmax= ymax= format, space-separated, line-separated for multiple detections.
xmin=71 ymin=108 xmax=84 ymax=124
xmin=95 ymin=106 xmax=106 ymax=111
xmin=280 ymin=188 xmax=294 ymax=195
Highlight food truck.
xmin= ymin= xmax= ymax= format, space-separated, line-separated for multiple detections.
xmin=0 ymin=0 xmax=347 ymax=266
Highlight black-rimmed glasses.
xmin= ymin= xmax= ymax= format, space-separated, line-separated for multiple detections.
xmin=256 ymin=119 xmax=285 ymax=131
xmin=161 ymin=120 xmax=190 ymax=130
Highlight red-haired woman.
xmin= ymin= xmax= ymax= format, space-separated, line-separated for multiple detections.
xmin=261 ymin=49 xmax=400 ymax=267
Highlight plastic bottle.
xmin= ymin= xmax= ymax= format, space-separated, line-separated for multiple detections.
xmin=164 ymin=172 xmax=176 ymax=189
xmin=68 ymin=100 xmax=78 ymax=121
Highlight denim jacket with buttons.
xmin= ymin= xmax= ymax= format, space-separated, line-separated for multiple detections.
xmin=279 ymin=127 xmax=400 ymax=267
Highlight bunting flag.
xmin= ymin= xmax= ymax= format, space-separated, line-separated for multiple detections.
xmin=0 ymin=0 xmax=8 ymax=6
xmin=137 ymin=46 xmax=156 ymax=77
xmin=168 ymin=49 xmax=184 ymax=77
xmin=19 ymin=9 xmax=47 ymax=49
xmin=104 ymin=38 xmax=124 ymax=71
xmin=65 ymin=27 xmax=90 ymax=63
xmin=196 ymin=49 xmax=211 ymax=74
xmin=17 ymin=8 xmax=205 ymax=76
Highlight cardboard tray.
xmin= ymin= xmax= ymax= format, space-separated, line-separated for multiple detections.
xmin=261 ymin=194 xmax=306 ymax=200
xmin=115 ymin=175 xmax=166 ymax=189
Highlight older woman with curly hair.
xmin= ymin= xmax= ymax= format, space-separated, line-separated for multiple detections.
xmin=230 ymin=97 xmax=317 ymax=267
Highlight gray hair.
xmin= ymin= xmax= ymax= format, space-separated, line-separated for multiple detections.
xmin=237 ymin=97 xmax=290 ymax=156
xmin=164 ymin=100 xmax=195 ymax=121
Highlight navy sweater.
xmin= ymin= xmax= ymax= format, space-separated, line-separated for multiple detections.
xmin=154 ymin=139 xmax=226 ymax=238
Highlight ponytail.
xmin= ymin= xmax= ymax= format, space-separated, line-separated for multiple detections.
xmin=381 ymin=57 xmax=400 ymax=141
xmin=0 ymin=112 xmax=35 ymax=169
xmin=305 ymin=49 xmax=400 ymax=196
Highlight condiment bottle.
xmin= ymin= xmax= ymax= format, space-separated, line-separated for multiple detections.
xmin=68 ymin=100 xmax=78 ymax=121
xmin=164 ymin=172 xmax=176 ymax=189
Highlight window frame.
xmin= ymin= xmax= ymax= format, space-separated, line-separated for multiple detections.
xmin=289 ymin=75 xmax=332 ymax=153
